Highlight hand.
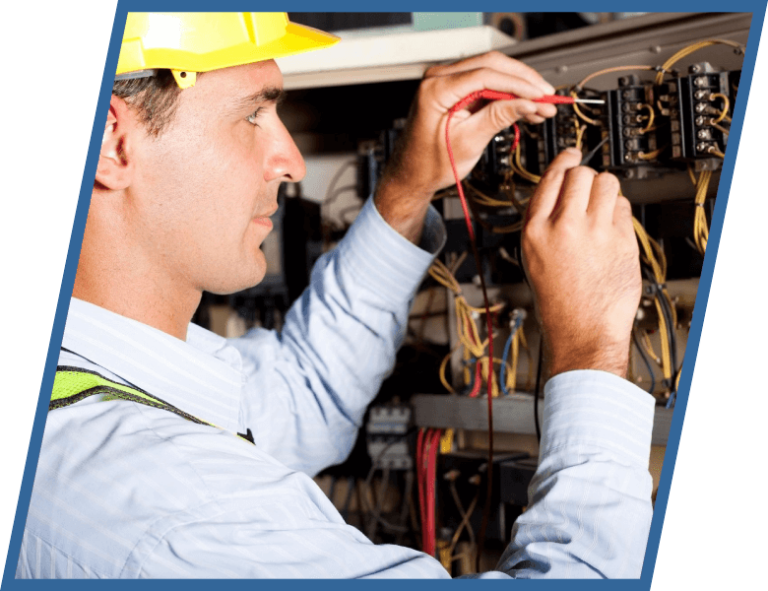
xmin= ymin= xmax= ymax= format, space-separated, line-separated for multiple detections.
xmin=522 ymin=149 xmax=641 ymax=379
xmin=375 ymin=52 xmax=557 ymax=244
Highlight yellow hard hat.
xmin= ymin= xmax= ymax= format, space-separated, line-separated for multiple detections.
xmin=116 ymin=12 xmax=339 ymax=89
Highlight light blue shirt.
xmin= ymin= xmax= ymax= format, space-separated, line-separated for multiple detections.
xmin=17 ymin=197 xmax=654 ymax=579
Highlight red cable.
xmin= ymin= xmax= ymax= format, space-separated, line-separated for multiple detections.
xmin=444 ymin=89 xmax=570 ymax=570
xmin=425 ymin=428 xmax=442 ymax=557
xmin=469 ymin=359 xmax=482 ymax=398
xmin=416 ymin=428 xmax=427 ymax=551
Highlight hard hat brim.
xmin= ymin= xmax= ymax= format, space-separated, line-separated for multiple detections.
xmin=116 ymin=20 xmax=340 ymax=77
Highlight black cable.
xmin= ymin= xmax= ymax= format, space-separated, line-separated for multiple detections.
xmin=640 ymin=265 xmax=677 ymax=391
xmin=580 ymin=136 xmax=609 ymax=166
xmin=632 ymin=328 xmax=656 ymax=395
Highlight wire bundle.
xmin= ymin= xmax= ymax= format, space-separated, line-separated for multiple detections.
xmin=500 ymin=310 xmax=527 ymax=396
xmin=429 ymin=259 xmax=506 ymax=396
xmin=416 ymin=428 xmax=443 ymax=558
xmin=632 ymin=217 xmax=679 ymax=398
xmin=444 ymin=470 xmax=481 ymax=571
xmin=693 ymin=169 xmax=713 ymax=256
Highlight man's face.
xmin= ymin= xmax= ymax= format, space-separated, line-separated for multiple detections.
xmin=128 ymin=60 xmax=305 ymax=295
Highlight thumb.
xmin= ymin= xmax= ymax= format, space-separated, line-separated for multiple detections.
xmin=469 ymin=98 xmax=538 ymax=141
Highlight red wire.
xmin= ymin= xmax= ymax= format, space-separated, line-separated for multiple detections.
xmin=444 ymin=89 xmax=569 ymax=570
xmin=425 ymin=428 xmax=442 ymax=557
xmin=416 ymin=428 xmax=427 ymax=551
xmin=412 ymin=91 xmax=567 ymax=564
xmin=469 ymin=359 xmax=482 ymax=398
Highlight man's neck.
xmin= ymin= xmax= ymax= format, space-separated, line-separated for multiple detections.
xmin=73 ymin=206 xmax=202 ymax=341
xmin=72 ymin=284 xmax=200 ymax=341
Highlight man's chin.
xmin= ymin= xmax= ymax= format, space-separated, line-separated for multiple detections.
xmin=205 ymin=264 xmax=268 ymax=296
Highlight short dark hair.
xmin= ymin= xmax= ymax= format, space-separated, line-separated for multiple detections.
xmin=112 ymin=70 xmax=183 ymax=137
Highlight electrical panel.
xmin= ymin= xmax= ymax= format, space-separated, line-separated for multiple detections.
xmin=198 ymin=12 xmax=752 ymax=574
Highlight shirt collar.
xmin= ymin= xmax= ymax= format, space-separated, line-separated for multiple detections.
xmin=61 ymin=298 xmax=243 ymax=433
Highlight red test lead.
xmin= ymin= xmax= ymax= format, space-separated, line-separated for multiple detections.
xmin=444 ymin=88 xmax=596 ymax=570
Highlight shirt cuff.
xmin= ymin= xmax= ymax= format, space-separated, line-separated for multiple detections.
xmin=335 ymin=196 xmax=447 ymax=306
xmin=541 ymin=370 xmax=656 ymax=468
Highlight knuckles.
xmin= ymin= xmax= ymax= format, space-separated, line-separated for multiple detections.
xmin=595 ymin=171 xmax=620 ymax=193
xmin=565 ymin=165 xmax=598 ymax=183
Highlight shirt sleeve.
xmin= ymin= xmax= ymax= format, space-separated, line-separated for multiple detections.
xmin=476 ymin=370 xmax=656 ymax=579
xmin=135 ymin=369 xmax=653 ymax=580
xmin=230 ymin=196 xmax=446 ymax=475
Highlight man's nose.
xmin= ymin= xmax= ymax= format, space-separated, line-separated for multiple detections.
xmin=264 ymin=119 xmax=306 ymax=183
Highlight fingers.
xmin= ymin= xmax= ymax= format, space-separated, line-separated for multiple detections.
xmin=430 ymin=67 xmax=548 ymax=107
xmin=467 ymin=99 xmax=556 ymax=139
xmin=586 ymin=172 xmax=620 ymax=223
xmin=613 ymin=195 xmax=634 ymax=232
xmin=426 ymin=51 xmax=555 ymax=95
xmin=526 ymin=149 xmax=582 ymax=222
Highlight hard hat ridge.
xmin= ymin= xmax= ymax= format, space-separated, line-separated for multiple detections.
xmin=116 ymin=12 xmax=339 ymax=89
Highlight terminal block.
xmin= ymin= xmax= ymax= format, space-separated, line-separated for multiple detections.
xmin=604 ymin=76 xmax=659 ymax=172
xmin=660 ymin=62 xmax=734 ymax=161
xmin=536 ymin=91 xmax=583 ymax=174
xmin=366 ymin=405 xmax=413 ymax=470
xmin=473 ymin=127 xmax=517 ymax=189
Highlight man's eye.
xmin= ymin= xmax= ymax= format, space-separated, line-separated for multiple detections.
xmin=246 ymin=108 xmax=263 ymax=125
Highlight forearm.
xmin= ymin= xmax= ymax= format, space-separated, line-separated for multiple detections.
xmin=374 ymin=175 xmax=433 ymax=245
xmin=496 ymin=371 xmax=655 ymax=578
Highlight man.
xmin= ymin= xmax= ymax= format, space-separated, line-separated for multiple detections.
xmin=17 ymin=13 xmax=652 ymax=578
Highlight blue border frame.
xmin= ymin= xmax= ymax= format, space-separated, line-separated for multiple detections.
xmin=6 ymin=0 xmax=768 ymax=588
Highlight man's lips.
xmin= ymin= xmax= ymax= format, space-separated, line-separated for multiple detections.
xmin=252 ymin=216 xmax=273 ymax=230
xmin=252 ymin=205 xmax=278 ymax=229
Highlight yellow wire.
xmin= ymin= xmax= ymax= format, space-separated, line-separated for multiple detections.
xmin=686 ymin=165 xmax=697 ymax=186
xmin=641 ymin=331 xmax=662 ymax=365
xmin=575 ymin=124 xmax=587 ymax=151
xmin=711 ymin=121 xmax=730 ymax=136
xmin=638 ymin=148 xmax=663 ymax=160
xmin=577 ymin=65 xmax=656 ymax=89
xmin=509 ymin=330 xmax=519 ymax=393
xmin=693 ymin=169 xmax=712 ymax=256
xmin=513 ymin=143 xmax=541 ymax=184
xmin=654 ymin=39 xmax=744 ymax=85
xmin=431 ymin=259 xmax=508 ymax=392
xmin=709 ymin=93 xmax=730 ymax=124
xmin=440 ymin=343 xmax=461 ymax=394
xmin=571 ymin=90 xmax=599 ymax=126
xmin=633 ymin=217 xmax=674 ymax=383
xmin=464 ymin=182 xmax=514 ymax=207
xmin=638 ymin=103 xmax=656 ymax=134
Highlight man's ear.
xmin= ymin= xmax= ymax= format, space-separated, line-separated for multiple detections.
xmin=95 ymin=96 xmax=135 ymax=191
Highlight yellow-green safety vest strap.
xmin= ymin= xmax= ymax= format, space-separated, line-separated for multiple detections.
xmin=51 ymin=366 xmax=254 ymax=445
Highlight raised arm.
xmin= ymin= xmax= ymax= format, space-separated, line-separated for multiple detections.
xmin=229 ymin=52 xmax=557 ymax=475
xmin=493 ymin=149 xmax=652 ymax=578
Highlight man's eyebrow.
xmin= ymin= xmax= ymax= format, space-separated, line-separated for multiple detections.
xmin=235 ymin=87 xmax=286 ymax=110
